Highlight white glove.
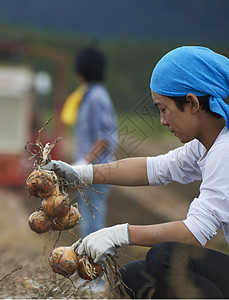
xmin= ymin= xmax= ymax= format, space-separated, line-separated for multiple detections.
xmin=77 ymin=223 xmax=131 ymax=264
xmin=73 ymin=158 xmax=89 ymax=165
xmin=41 ymin=160 xmax=93 ymax=186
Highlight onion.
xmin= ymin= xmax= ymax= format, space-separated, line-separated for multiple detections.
xmin=28 ymin=210 xmax=53 ymax=233
xmin=49 ymin=245 xmax=79 ymax=277
xmin=25 ymin=170 xmax=56 ymax=198
xmin=54 ymin=205 xmax=81 ymax=231
xmin=41 ymin=192 xmax=70 ymax=218
xmin=78 ymin=256 xmax=103 ymax=281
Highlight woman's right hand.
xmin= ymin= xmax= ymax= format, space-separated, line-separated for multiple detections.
xmin=41 ymin=160 xmax=93 ymax=187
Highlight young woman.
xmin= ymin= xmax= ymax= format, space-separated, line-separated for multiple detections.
xmin=43 ymin=46 xmax=229 ymax=298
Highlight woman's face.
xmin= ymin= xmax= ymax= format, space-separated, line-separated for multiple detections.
xmin=151 ymin=91 xmax=199 ymax=143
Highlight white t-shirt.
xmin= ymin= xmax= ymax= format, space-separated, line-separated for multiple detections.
xmin=147 ymin=126 xmax=229 ymax=246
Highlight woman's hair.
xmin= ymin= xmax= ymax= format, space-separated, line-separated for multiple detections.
xmin=170 ymin=95 xmax=223 ymax=119
xmin=74 ymin=46 xmax=106 ymax=82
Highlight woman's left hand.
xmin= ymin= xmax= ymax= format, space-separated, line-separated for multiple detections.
xmin=76 ymin=223 xmax=131 ymax=264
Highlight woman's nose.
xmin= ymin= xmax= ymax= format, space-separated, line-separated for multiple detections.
xmin=160 ymin=114 xmax=168 ymax=126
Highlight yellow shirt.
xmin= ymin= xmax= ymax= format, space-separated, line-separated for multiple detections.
xmin=60 ymin=84 xmax=88 ymax=125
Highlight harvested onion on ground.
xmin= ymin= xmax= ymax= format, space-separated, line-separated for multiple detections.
xmin=49 ymin=245 xmax=79 ymax=277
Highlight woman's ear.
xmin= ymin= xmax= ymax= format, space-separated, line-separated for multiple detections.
xmin=186 ymin=93 xmax=200 ymax=113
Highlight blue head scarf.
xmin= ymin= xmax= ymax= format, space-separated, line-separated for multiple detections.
xmin=150 ymin=46 xmax=229 ymax=129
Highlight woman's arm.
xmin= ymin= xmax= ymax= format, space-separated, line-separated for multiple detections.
xmin=41 ymin=157 xmax=148 ymax=187
xmin=93 ymin=157 xmax=149 ymax=186
xmin=129 ymin=221 xmax=201 ymax=247
xmin=77 ymin=221 xmax=201 ymax=263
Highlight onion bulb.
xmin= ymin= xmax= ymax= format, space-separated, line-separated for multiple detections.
xmin=54 ymin=205 xmax=81 ymax=231
xmin=25 ymin=170 xmax=56 ymax=198
xmin=49 ymin=245 xmax=79 ymax=277
xmin=78 ymin=256 xmax=103 ymax=281
xmin=28 ymin=210 xmax=53 ymax=233
xmin=41 ymin=192 xmax=70 ymax=218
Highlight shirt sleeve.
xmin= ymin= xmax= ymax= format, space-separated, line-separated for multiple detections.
xmin=90 ymin=95 xmax=117 ymax=143
xmin=147 ymin=139 xmax=203 ymax=186
xmin=183 ymin=142 xmax=229 ymax=245
xmin=183 ymin=199 xmax=220 ymax=245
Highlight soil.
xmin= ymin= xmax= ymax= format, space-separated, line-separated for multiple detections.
xmin=1 ymin=137 xmax=228 ymax=299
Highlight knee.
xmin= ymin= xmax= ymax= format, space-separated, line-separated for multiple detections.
xmin=118 ymin=260 xmax=155 ymax=299
xmin=146 ymin=242 xmax=178 ymax=275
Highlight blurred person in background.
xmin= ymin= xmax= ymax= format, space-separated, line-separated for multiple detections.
xmin=60 ymin=45 xmax=118 ymax=237
xmin=44 ymin=46 xmax=229 ymax=298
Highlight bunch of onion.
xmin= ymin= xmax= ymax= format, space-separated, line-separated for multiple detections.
xmin=49 ymin=242 xmax=103 ymax=280
xmin=26 ymin=169 xmax=81 ymax=234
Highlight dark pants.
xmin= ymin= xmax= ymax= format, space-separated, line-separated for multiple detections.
xmin=119 ymin=242 xmax=229 ymax=299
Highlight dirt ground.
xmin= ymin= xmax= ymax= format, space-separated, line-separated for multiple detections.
xmin=1 ymin=137 xmax=229 ymax=299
